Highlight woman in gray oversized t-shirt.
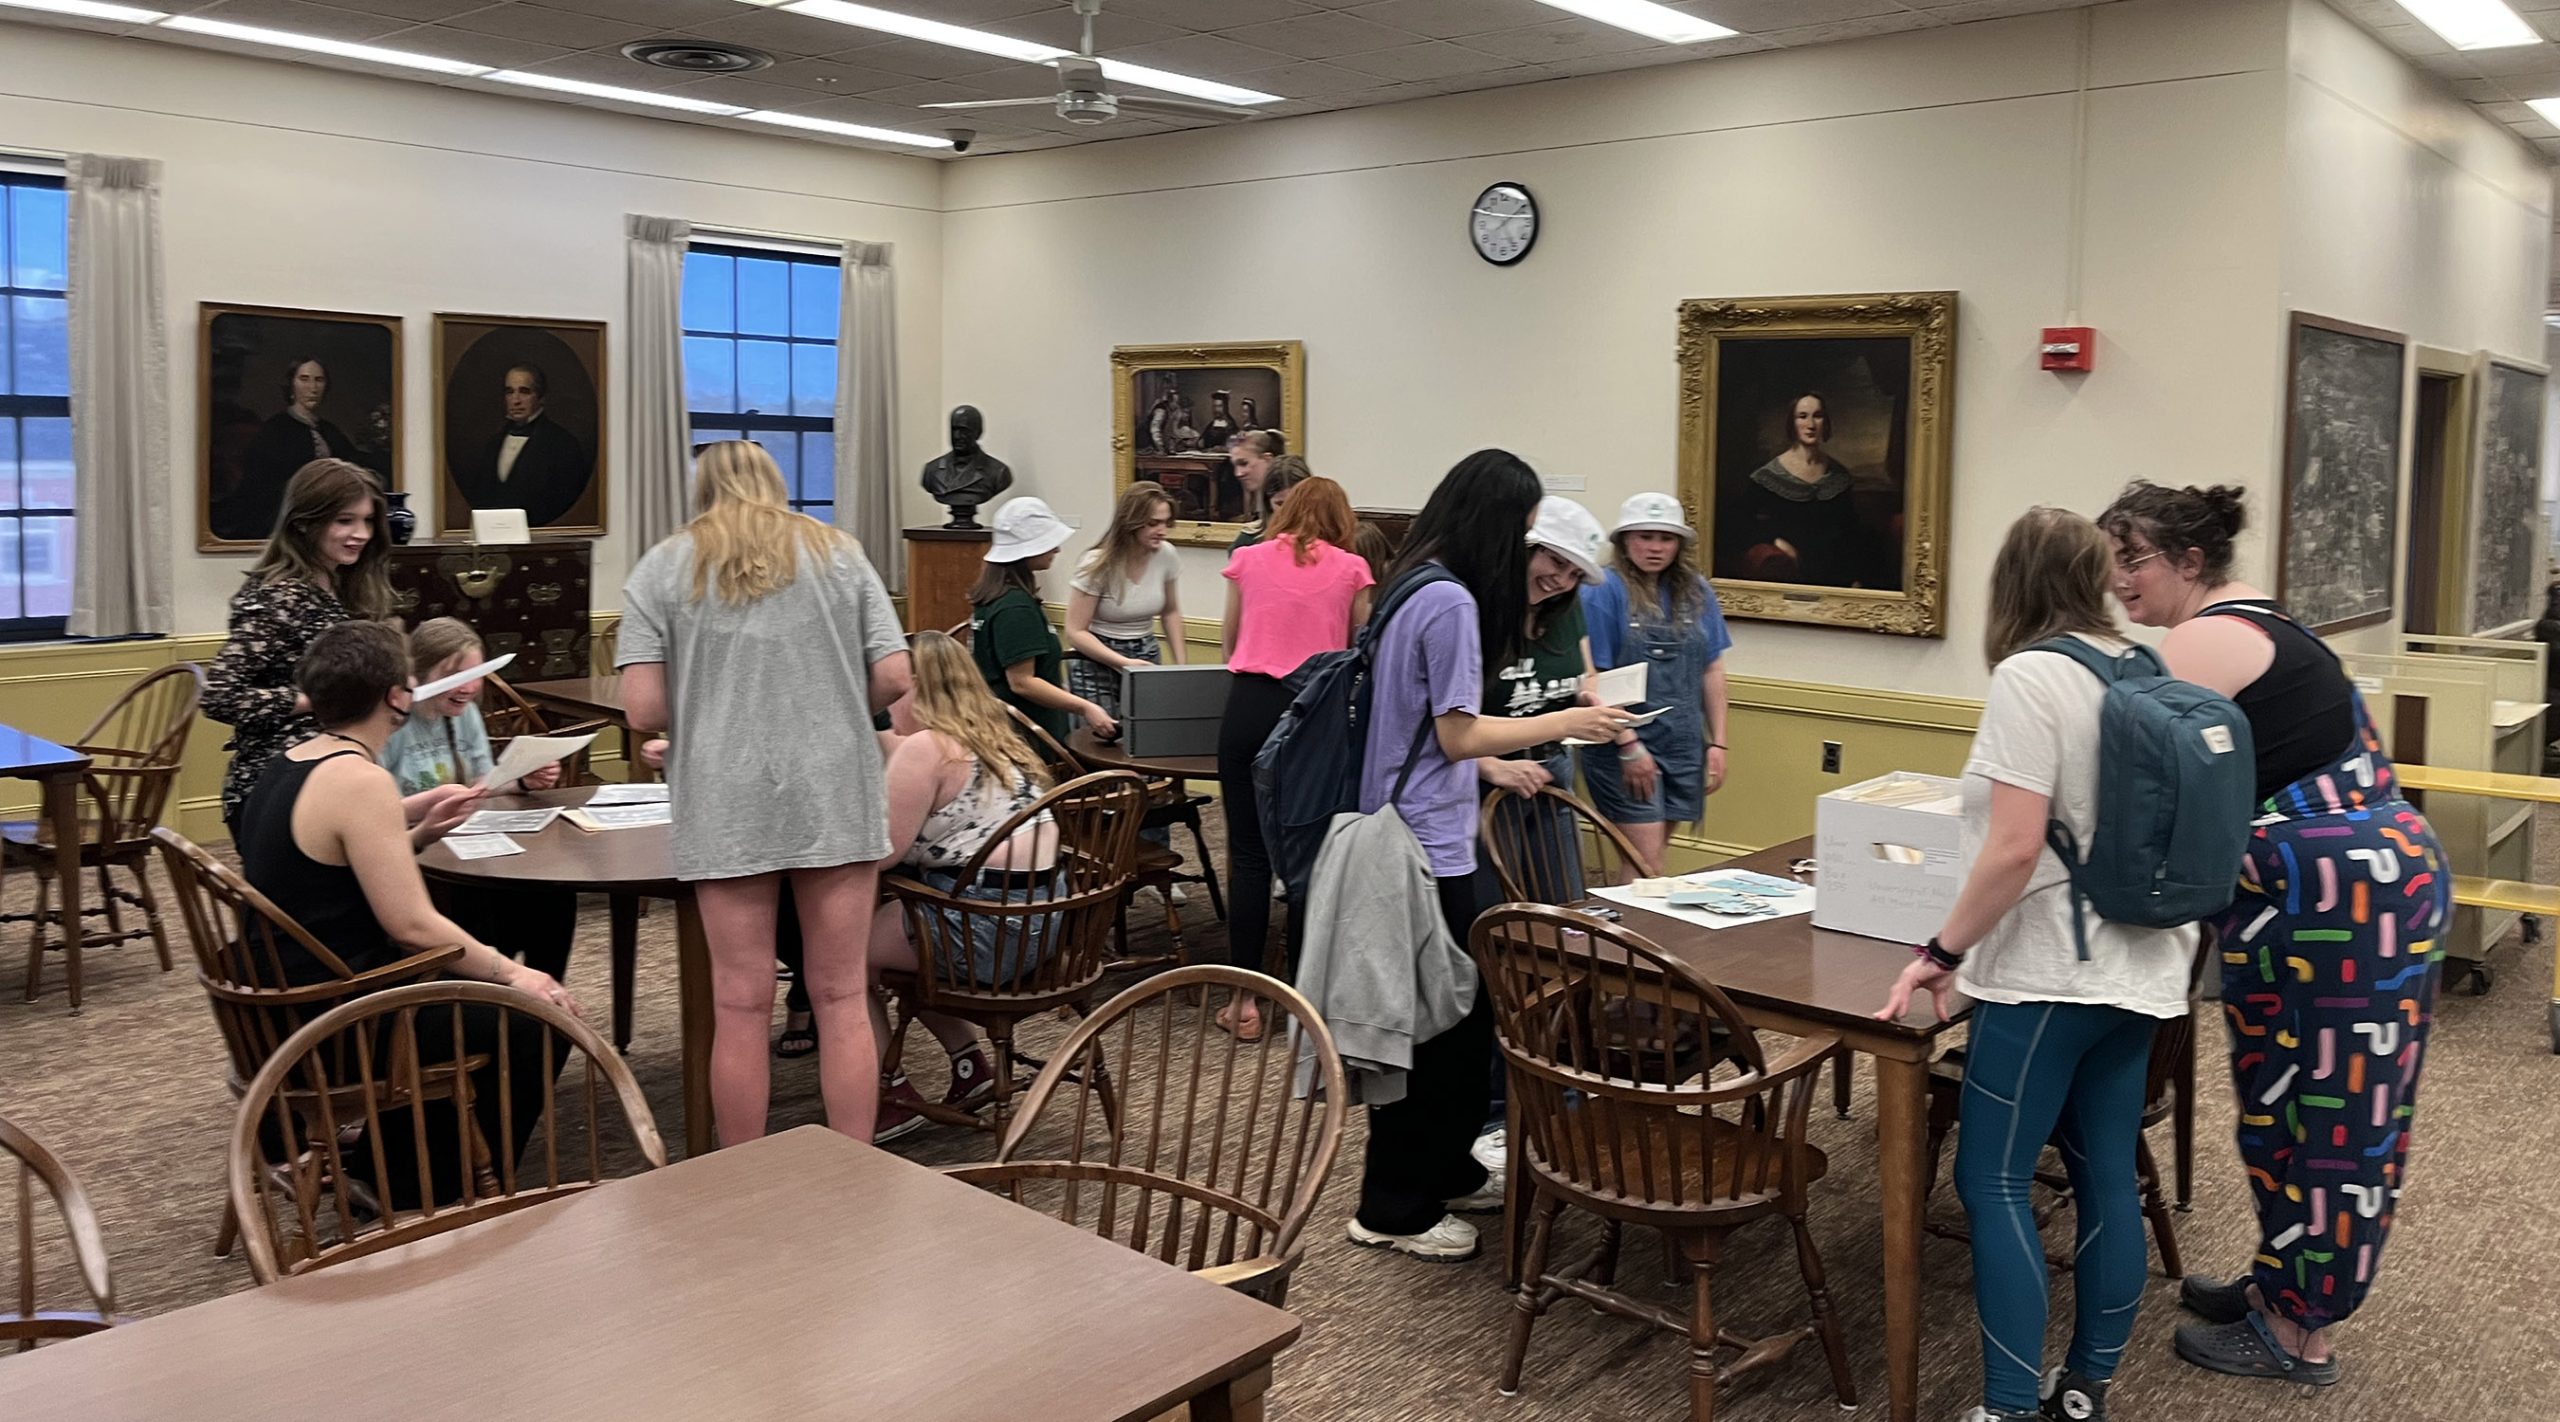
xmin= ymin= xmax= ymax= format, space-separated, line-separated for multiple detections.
xmin=618 ymin=441 xmax=912 ymax=1146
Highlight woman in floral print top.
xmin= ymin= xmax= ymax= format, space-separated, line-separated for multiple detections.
xmin=203 ymin=460 xmax=396 ymax=832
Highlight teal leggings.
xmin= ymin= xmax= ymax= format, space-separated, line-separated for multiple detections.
xmin=1953 ymin=999 xmax=2161 ymax=1412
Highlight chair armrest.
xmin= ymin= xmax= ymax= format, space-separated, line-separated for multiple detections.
xmin=336 ymin=945 xmax=469 ymax=995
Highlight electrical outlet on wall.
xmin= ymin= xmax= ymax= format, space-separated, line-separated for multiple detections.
xmin=1821 ymin=741 xmax=1842 ymax=775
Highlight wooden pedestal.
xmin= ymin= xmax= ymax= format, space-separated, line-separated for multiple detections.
xmin=905 ymin=526 xmax=992 ymax=636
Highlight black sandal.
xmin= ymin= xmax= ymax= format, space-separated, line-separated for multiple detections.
xmin=2173 ymin=1313 xmax=2341 ymax=1386
xmin=774 ymin=1017 xmax=818 ymax=1060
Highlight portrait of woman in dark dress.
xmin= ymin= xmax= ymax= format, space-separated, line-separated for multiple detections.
xmin=1716 ymin=390 xmax=1896 ymax=590
xmin=216 ymin=357 xmax=365 ymax=541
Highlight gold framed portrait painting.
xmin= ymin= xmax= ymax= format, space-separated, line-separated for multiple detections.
xmin=198 ymin=303 xmax=402 ymax=552
xmin=1111 ymin=341 xmax=1305 ymax=548
xmin=434 ymin=313 xmax=608 ymax=539
xmin=1676 ymin=292 xmax=1955 ymax=637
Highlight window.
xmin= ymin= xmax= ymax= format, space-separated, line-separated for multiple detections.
xmin=683 ymin=242 xmax=838 ymax=522
xmin=0 ymin=171 xmax=71 ymax=640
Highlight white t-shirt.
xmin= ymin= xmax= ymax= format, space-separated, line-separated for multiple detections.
xmin=1954 ymin=634 xmax=2196 ymax=1019
xmin=1070 ymin=544 xmax=1180 ymax=641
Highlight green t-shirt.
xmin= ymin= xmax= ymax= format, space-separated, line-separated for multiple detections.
xmin=973 ymin=584 xmax=1069 ymax=741
xmin=1488 ymin=596 xmax=1588 ymax=723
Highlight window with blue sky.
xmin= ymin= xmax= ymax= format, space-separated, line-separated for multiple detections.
xmin=0 ymin=173 xmax=72 ymax=639
xmin=683 ymin=244 xmax=838 ymax=523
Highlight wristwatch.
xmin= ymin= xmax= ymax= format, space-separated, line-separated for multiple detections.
xmin=1919 ymin=937 xmax=1963 ymax=971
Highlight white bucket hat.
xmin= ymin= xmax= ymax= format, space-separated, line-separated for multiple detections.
xmin=985 ymin=496 xmax=1073 ymax=562
xmin=1611 ymin=491 xmax=1695 ymax=542
xmin=1527 ymin=496 xmax=1607 ymax=584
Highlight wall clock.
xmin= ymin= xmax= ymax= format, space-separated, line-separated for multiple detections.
xmin=1470 ymin=182 xmax=1538 ymax=266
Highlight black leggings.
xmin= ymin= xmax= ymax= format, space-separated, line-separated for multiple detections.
xmin=432 ymin=881 xmax=578 ymax=983
xmin=1217 ymin=672 xmax=1301 ymax=976
xmin=1353 ymin=863 xmax=1498 ymax=1236
xmin=341 ymin=997 xmax=564 ymax=1210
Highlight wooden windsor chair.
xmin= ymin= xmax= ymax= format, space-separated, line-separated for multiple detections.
xmin=945 ymin=965 xmax=1346 ymax=1306
xmin=0 ymin=1114 xmax=114 ymax=1352
xmin=11 ymin=663 xmax=203 ymax=1010
xmin=228 ymin=980 xmax=664 ymax=1285
xmin=879 ymin=770 xmax=1148 ymax=1137
xmin=1002 ymin=704 xmax=1194 ymax=968
xmin=482 ymin=675 xmax=608 ymax=785
xmin=1473 ymin=904 xmax=1857 ymax=1422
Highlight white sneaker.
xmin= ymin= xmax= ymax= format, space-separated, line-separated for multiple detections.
xmin=1346 ymin=1213 xmax=1479 ymax=1262
xmin=1446 ymin=1166 xmax=1505 ymax=1214
xmin=1471 ymin=1126 xmax=1507 ymax=1175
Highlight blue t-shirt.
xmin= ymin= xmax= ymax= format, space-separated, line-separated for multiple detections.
xmin=1358 ymin=573 xmax=1483 ymax=880
xmin=1582 ymin=569 xmax=1733 ymax=672
xmin=378 ymin=703 xmax=494 ymax=795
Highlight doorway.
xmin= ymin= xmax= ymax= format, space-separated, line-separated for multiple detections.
xmin=2404 ymin=370 xmax=2462 ymax=636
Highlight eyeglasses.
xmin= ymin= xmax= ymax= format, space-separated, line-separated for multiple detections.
xmin=2115 ymin=549 xmax=2162 ymax=574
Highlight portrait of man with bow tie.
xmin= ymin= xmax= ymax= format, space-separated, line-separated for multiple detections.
xmin=436 ymin=314 xmax=607 ymax=537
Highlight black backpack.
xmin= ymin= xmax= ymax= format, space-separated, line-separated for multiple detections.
xmin=1250 ymin=566 xmax=1457 ymax=903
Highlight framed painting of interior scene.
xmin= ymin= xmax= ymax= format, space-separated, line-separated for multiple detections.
xmin=1676 ymin=291 xmax=1955 ymax=637
xmin=1111 ymin=341 xmax=1304 ymax=547
xmin=435 ymin=313 xmax=607 ymax=538
xmin=2276 ymin=312 xmax=2405 ymax=635
xmin=199 ymin=304 xmax=401 ymax=551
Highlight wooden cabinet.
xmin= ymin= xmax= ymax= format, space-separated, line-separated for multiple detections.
xmin=904 ymin=526 xmax=990 ymax=637
xmin=388 ymin=541 xmax=593 ymax=681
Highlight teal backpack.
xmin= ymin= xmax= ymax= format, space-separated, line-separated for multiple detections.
xmin=2032 ymin=637 xmax=2256 ymax=958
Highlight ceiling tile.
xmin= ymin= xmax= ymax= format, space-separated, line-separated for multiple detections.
xmin=2461 ymin=42 xmax=2560 ymax=76
xmin=1329 ymin=39 xmax=1523 ymax=80
xmin=2448 ymin=76 xmax=2509 ymax=101
xmin=436 ymin=1 xmax=653 ymax=49
xmin=1761 ymin=12 xmax=1936 ymax=46
xmin=1923 ymin=0 xmax=2105 ymax=22
xmin=645 ymin=6 xmax=880 ymax=57
xmin=505 ymin=47 xmax=716 ymax=89
xmin=749 ymin=54 xmax=914 ymax=93
xmin=897 ymin=0 xmax=1055 ymax=22
xmin=2493 ymin=68 xmax=2560 ymax=96
xmin=177 ymin=0 xmax=415 ymax=41
xmin=324 ymin=0 xmax=498 ymax=23
xmin=1541 ymin=34 xmax=1764 ymax=72
xmin=824 ymin=34 xmax=1029 ymax=79
xmin=1457 ymin=17 xmax=1662 ymax=64
xmin=1337 ymin=0 xmax=1556 ymax=40
xmin=1103 ymin=0 xmax=1320 ymax=29
xmin=997 ymin=6 xmax=1183 ymax=51
xmin=534 ymin=0 xmax=734 ymax=29
xmin=1682 ymin=0 xmax=1902 ymax=33
xmin=376 ymin=22 xmax=568 ymax=66
xmin=655 ymin=71 xmax=838 ymax=107
xmin=1101 ymin=31 xmax=1295 ymax=75
xmin=1221 ymin=10 xmax=1422 ymax=59
xmin=2363 ymin=21 xmax=2455 ymax=56
xmin=1234 ymin=57 xmax=1388 ymax=94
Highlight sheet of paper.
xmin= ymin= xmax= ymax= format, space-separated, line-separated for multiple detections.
xmin=564 ymin=802 xmax=674 ymax=832
xmin=412 ymin=653 xmax=515 ymax=702
xmin=453 ymin=807 xmax=560 ymax=836
xmin=584 ymin=782 xmax=671 ymax=806
xmin=1564 ymin=705 xmax=1669 ymax=746
xmin=479 ymin=732 xmax=596 ymax=791
xmin=472 ymin=509 xmax=531 ymax=545
xmin=1592 ymin=869 xmax=1817 ymax=931
xmin=1591 ymin=663 xmax=1648 ymax=707
xmin=444 ymin=833 xmax=524 ymax=861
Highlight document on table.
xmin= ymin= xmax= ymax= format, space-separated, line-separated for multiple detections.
xmin=1592 ymin=663 xmax=1648 ymax=707
xmin=563 ymin=802 xmax=674 ymax=832
xmin=444 ymin=833 xmax=525 ymax=861
xmin=478 ymin=732 xmax=596 ymax=791
xmin=1592 ymin=868 xmax=1817 ymax=931
xmin=453 ymin=807 xmax=561 ymax=836
xmin=583 ymin=782 xmax=670 ymax=806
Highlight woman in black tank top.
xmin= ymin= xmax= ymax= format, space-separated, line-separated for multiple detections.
xmin=2099 ymin=482 xmax=2450 ymax=1389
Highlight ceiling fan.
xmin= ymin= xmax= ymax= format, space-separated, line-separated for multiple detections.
xmin=920 ymin=0 xmax=1262 ymax=128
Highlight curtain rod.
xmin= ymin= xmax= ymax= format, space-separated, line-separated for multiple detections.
xmin=690 ymin=223 xmax=845 ymax=256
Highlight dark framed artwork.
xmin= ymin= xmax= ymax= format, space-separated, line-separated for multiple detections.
xmin=198 ymin=304 xmax=401 ymax=551
xmin=2278 ymin=313 xmax=2406 ymax=635
xmin=1110 ymin=341 xmax=1304 ymax=548
xmin=1677 ymin=292 xmax=1955 ymax=637
xmin=435 ymin=313 xmax=607 ymax=538
xmin=2467 ymin=353 xmax=2546 ymax=634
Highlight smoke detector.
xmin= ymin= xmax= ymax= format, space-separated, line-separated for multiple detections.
xmin=620 ymin=40 xmax=773 ymax=75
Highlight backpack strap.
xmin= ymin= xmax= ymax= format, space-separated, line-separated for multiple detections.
xmin=1371 ymin=564 xmax=1462 ymax=813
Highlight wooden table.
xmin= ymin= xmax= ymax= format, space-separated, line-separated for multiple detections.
xmin=416 ymin=784 xmax=714 ymax=1156
xmin=1546 ymin=839 xmax=1966 ymax=1422
xmin=3 ymin=727 xmax=90 ymax=1009
xmin=1069 ymin=726 xmax=1220 ymax=783
xmin=0 ymin=1127 xmax=1301 ymax=1421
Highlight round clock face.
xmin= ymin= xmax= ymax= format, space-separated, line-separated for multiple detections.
xmin=1470 ymin=182 xmax=1538 ymax=266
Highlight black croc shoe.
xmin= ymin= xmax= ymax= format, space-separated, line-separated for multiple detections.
xmin=2174 ymin=1314 xmax=2342 ymax=1387
xmin=2178 ymin=1275 xmax=2252 ymax=1325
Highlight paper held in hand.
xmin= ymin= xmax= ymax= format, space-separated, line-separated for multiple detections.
xmin=413 ymin=653 xmax=515 ymax=702
xmin=1591 ymin=663 xmax=1648 ymax=707
xmin=479 ymin=732 xmax=596 ymax=791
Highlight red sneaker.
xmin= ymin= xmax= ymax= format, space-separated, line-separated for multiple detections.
xmin=944 ymin=1048 xmax=997 ymax=1110
xmin=874 ymin=1077 xmax=932 ymax=1144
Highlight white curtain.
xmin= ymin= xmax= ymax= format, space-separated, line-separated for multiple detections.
xmin=65 ymin=154 xmax=170 ymax=638
xmin=625 ymin=214 xmax=692 ymax=555
xmin=836 ymin=239 xmax=902 ymax=589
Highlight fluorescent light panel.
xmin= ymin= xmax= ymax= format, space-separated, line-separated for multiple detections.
xmin=1094 ymin=59 xmax=1277 ymax=106
xmin=0 ymin=0 xmax=162 ymax=21
xmin=2528 ymin=95 xmax=2560 ymax=125
xmin=2393 ymin=0 xmax=2540 ymax=49
xmin=776 ymin=0 xmax=1281 ymax=104
xmin=160 ymin=16 xmax=491 ymax=73
xmin=740 ymin=109 xmax=952 ymax=147
xmin=484 ymin=70 xmax=748 ymax=114
xmin=1530 ymin=0 xmax=1736 ymax=44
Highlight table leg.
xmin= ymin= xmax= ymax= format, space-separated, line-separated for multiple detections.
xmin=45 ymin=772 xmax=81 ymax=1014
xmin=1876 ymin=1053 xmax=1927 ymax=1422
xmin=1188 ymin=1363 xmax=1272 ymax=1422
xmin=610 ymin=893 xmax=639 ymax=1053
xmin=676 ymin=897 xmax=714 ymax=1157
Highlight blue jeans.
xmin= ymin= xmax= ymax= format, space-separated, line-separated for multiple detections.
xmin=1953 ymin=999 xmax=2160 ymax=1412
xmin=920 ymin=866 xmax=1065 ymax=988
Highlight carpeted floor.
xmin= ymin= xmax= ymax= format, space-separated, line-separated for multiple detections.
xmin=4 ymin=816 xmax=2556 ymax=1420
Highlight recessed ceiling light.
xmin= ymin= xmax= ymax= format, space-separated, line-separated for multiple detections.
xmin=0 ymin=0 xmax=163 ymax=21
xmin=1530 ymin=0 xmax=1737 ymax=44
xmin=2393 ymin=0 xmax=2540 ymax=49
xmin=160 ymin=16 xmax=491 ymax=74
xmin=485 ymin=70 xmax=749 ymax=113
xmin=739 ymin=109 xmax=952 ymax=147
xmin=1094 ymin=60 xmax=1277 ymax=107
xmin=777 ymin=0 xmax=1063 ymax=65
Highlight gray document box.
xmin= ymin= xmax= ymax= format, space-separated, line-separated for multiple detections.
xmin=1121 ymin=664 xmax=1234 ymax=759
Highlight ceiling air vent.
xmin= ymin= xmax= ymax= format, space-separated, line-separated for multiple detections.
xmin=620 ymin=40 xmax=773 ymax=75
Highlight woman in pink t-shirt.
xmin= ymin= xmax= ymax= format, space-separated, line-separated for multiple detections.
xmin=1216 ymin=475 xmax=1374 ymax=1039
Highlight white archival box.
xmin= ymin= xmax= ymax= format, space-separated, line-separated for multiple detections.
xmin=1811 ymin=771 xmax=1965 ymax=945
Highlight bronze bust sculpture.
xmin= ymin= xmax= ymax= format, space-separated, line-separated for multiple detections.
xmin=920 ymin=404 xmax=1013 ymax=529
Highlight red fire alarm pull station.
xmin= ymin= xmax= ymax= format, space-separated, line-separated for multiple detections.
xmin=2041 ymin=326 xmax=2094 ymax=372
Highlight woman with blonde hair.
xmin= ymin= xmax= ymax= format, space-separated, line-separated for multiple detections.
xmin=1579 ymin=493 xmax=1736 ymax=877
xmin=1876 ymin=507 xmax=2195 ymax=1422
xmin=864 ymin=630 xmax=1063 ymax=1140
xmin=207 ymin=459 xmax=434 ymax=836
xmin=1064 ymin=480 xmax=1184 ymax=725
xmin=619 ymin=440 xmax=912 ymax=1144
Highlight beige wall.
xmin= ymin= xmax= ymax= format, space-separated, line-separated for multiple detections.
xmin=941 ymin=0 xmax=2293 ymax=700
xmin=0 ymin=20 xmax=951 ymax=632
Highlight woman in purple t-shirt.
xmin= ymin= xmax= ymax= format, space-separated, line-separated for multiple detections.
xmin=1345 ymin=450 xmax=1629 ymax=1263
